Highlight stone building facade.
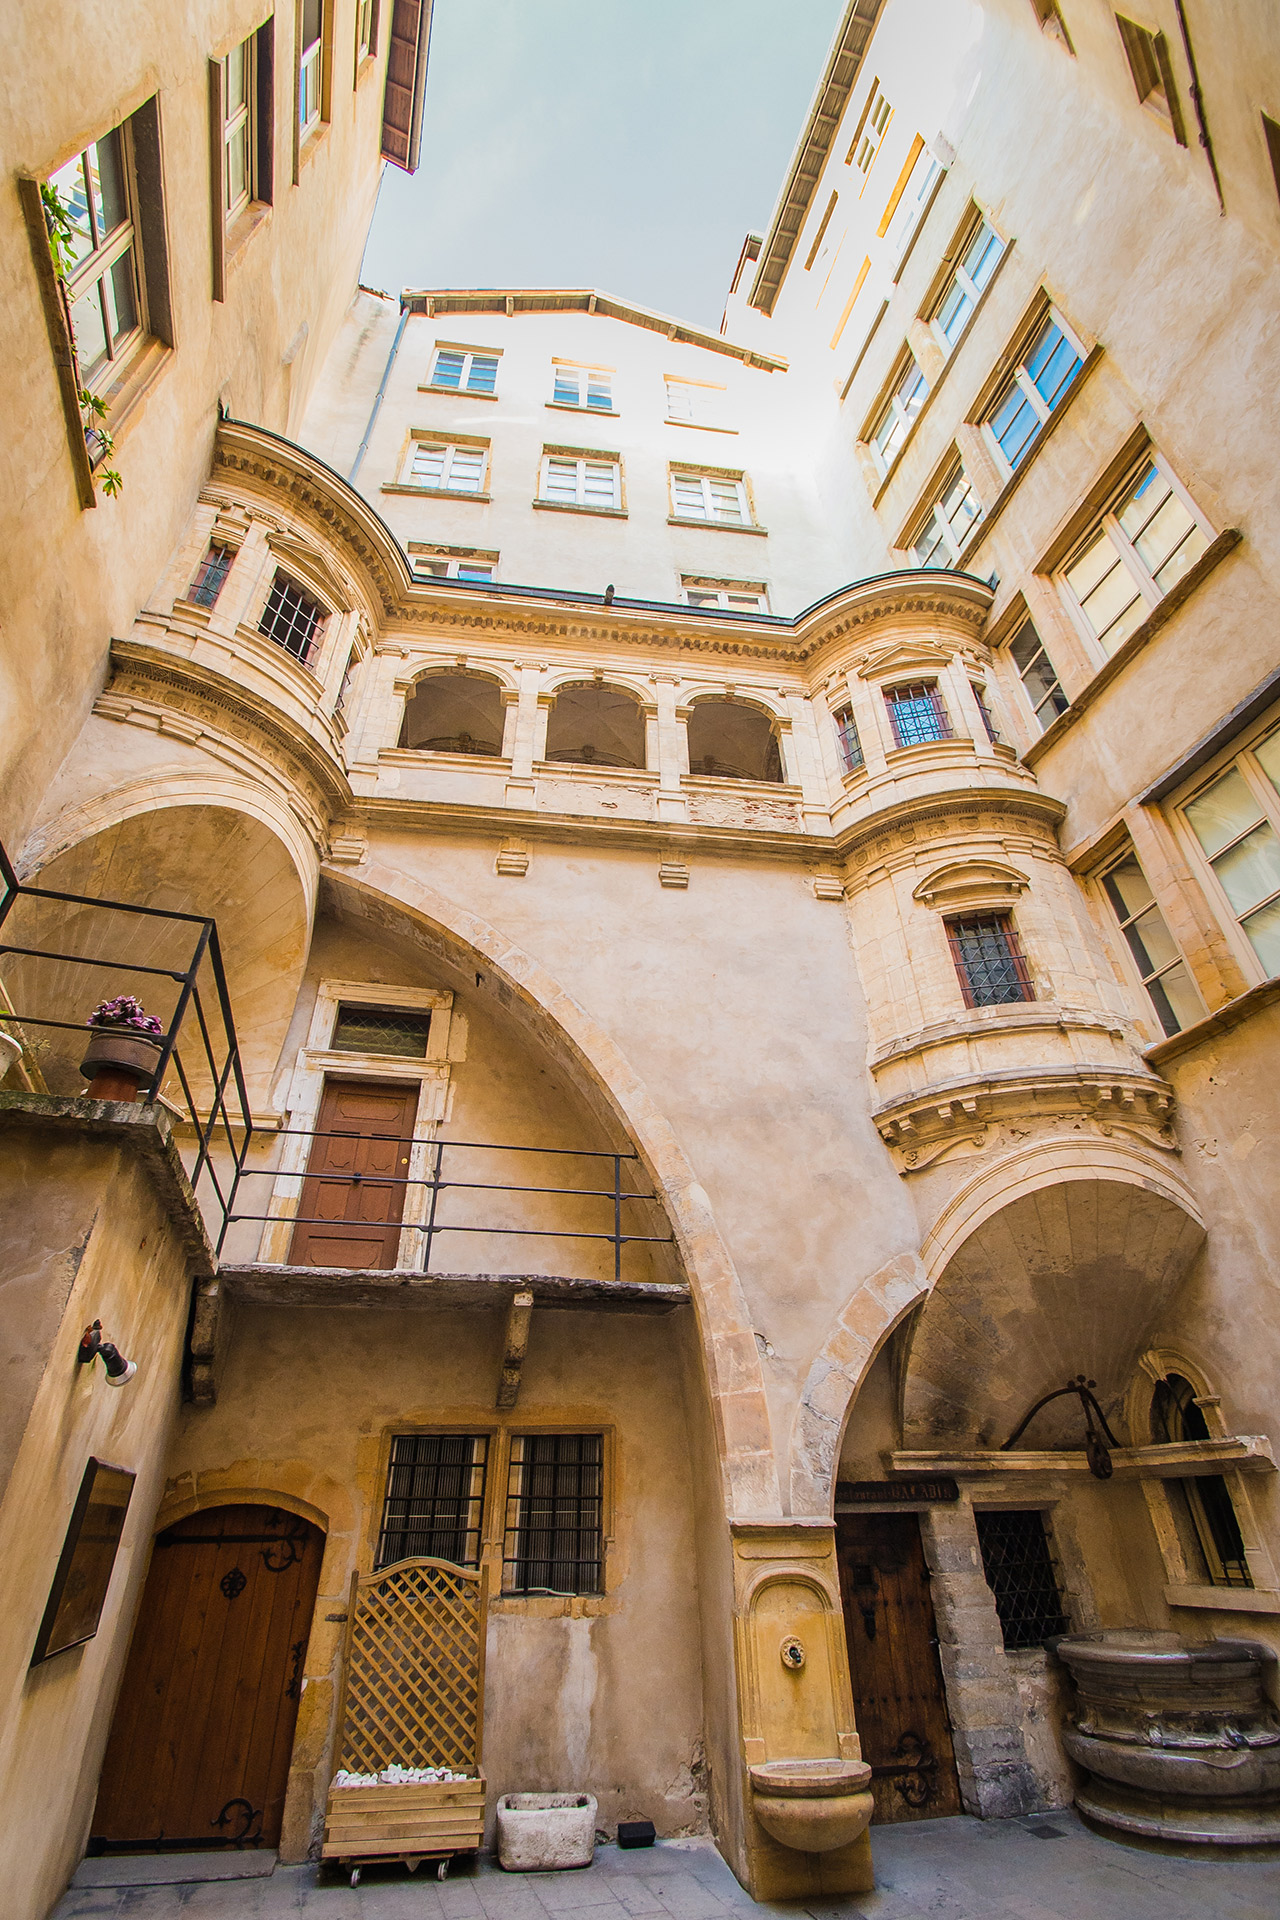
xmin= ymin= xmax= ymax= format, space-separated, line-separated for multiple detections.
xmin=4 ymin=0 xmax=1280 ymax=1915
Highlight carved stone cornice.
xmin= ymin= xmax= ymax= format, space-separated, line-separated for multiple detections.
xmin=840 ymin=787 xmax=1067 ymax=887
xmin=873 ymin=1065 xmax=1178 ymax=1171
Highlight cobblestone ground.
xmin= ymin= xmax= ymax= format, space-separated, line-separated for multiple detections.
xmin=53 ymin=1815 xmax=1280 ymax=1920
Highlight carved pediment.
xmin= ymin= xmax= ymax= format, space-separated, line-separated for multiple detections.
xmin=266 ymin=531 xmax=356 ymax=611
xmin=912 ymin=857 xmax=1029 ymax=911
xmin=856 ymin=640 xmax=954 ymax=680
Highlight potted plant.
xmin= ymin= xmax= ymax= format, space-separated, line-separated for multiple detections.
xmin=80 ymin=996 xmax=165 ymax=1101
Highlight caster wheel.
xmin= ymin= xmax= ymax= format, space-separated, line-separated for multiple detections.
xmin=350 ymin=1867 xmax=361 ymax=1887
xmin=438 ymin=1858 xmax=450 ymax=1881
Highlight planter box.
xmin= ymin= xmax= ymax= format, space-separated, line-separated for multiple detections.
xmin=496 ymin=1793 xmax=597 ymax=1871
xmin=322 ymin=1774 xmax=486 ymax=1863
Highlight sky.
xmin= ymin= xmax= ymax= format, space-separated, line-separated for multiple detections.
xmin=360 ymin=0 xmax=846 ymax=333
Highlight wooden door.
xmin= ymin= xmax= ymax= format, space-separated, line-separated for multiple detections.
xmin=289 ymin=1078 xmax=418 ymax=1269
xmin=92 ymin=1506 xmax=324 ymax=1851
xmin=836 ymin=1511 xmax=961 ymax=1824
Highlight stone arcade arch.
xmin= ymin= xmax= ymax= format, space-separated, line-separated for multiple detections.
xmin=544 ymin=680 xmax=647 ymax=768
xmin=399 ymin=668 xmax=508 ymax=755
xmin=686 ymin=695 xmax=783 ymax=782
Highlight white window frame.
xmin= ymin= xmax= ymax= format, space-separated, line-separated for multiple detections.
xmin=538 ymin=452 xmax=622 ymax=510
xmin=1096 ymin=848 xmax=1203 ymax=1040
xmin=849 ymin=83 xmax=892 ymax=184
xmin=666 ymin=379 xmax=728 ymax=428
xmin=980 ymin=305 xmax=1086 ymax=479
xmin=405 ymin=439 xmax=489 ymax=494
xmin=1006 ymin=616 xmax=1069 ymax=733
xmin=222 ymin=35 xmax=256 ymax=225
xmin=429 ymin=346 xmax=499 ymax=395
xmin=931 ymin=217 xmax=1005 ymax=354
xmin=1057 ymin=454 xmax=1213 ymax=660
xmin=869 ymin=352 xmax=928 ymax=477
xmin=910 ymin=461 xmax=983 ymax=568
xmin=551 ymin=364 xmax=613 ymax=411
xmin=415 ymin=555 xmax=496 ymax=582
xmin=299 ymin=0 xmax=325 ymax=139
xmin=1174 ymin=723 xmax=1280 ymax=986
xmin=680 ymin=577 xmax=768 ymax=612
xmin=46 ymin=124 xmax=146 ymax=398
xmin=669 ymin=468 xmax=751 ymax=526
xmin=886 ymin=144 xmax=943 ymax=268
xmin=355 ymin=0 xmax=377 ymax=65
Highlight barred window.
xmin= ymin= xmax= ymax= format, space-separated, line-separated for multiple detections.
xmin=975 ymin=1510 xmax=1070 ymax=1649
xmin=833 ymin=705 xmax=864 ymax=774
xmin=971 ymin=682 xmax=1000 ymax=743
xmin=258 ymin=570 xmax=324 ymax=662
xmin=884 ymin=680 xmax=953 ymax=748
xmin=947 ymin=913 xmax=1034 ymax=1007
xmin=188 ymin=543 xmax=235 ymax=608
xmin=332 ymin=1003 xmax=432 ymax=1056
xmin=377 ymin=1433 xmax=489 ymax=1569
xmin=503 ymin=1433 xmax=603 ymax=1595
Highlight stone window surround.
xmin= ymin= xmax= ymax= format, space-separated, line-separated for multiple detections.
xmin=257 ymin=977 xmax=454 ymax=1268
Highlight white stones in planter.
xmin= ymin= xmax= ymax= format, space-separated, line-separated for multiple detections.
xmin=496 ymin=1793 xmax=598 ymax=1871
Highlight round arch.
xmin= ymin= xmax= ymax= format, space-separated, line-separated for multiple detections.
xmin=685 ymin=693 xmax=783 ymax=783
xmin=544 ymin=679 xmax=647 ymax=769
xmin=399 ymin=667 xmax=508 ymax=755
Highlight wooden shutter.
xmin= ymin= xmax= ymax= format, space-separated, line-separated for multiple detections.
xmin=381 ymin=0 xmax=432 ymax=171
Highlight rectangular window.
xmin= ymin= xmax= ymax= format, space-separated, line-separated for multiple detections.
xmin=1100 ymin=854 xmax=1202 ymax=1036
xmin=332 ymin=1003 xmax=432 ymax=1055
xmin=932 ymin=218 xmax=1004 ymax=350
xmin=502 ymin=1433 xmax=604 ymax=1596
xmin=1264 ymin=113 xmax=1280 ymax=206
xmin=408 ymin=440 xmax=488 ymax=493
xmin=884 ymin=680 xmax=953 ymax=748
xmin=539 ymin=454 xmax=621 ymax=510
xmin=870 ymin=353 xmax=928 ymax=474
xmin=1008 ymin=618 xmax=1069 ymax=731
xmin=356 ymin=0 xmax=377 ymax=62
xmin=1031 ymin=0 xmax=1074 ymax=50
xmin=971 ymin=682 xmax=1000 ymax=744
xmin=670 ymin=470 xmax=750 ymax=525
xmin=983 ymin=310 xmax=1083 ymax=473
xmin=258 ymin=570 xmax=324 ymax=662
xmin=885 ymin=143 xmax=943 ymax=265
xmin=416 ymin=556 xmax=495 ymax=582
xmin=911 ymin=462 xmax=983 ymax=568
xmin=299 ymin=0 xmax=324 ymax=136
xmin=947 ymin=913 xmax=1035 ymax=1007
xmin=833 ymin=705 xmax=864 ymax=774
xmin=1116 ymin=15 xmax=1185 ymax=140
xmin=666 ymin=379 xmax=726 ymax=427
xmin=682 ymin=578 xmax=768 ymax=612
xmin=553 ymin=365 xmax=613 ymax=411
xmin=849 ymin=83 xmax=892 ymax=176
xmin=975 ymin=1510 xmax=1070 ymax=1649
xmin=377 ymin=1433 xmax=488 ymax=1569
xmin=188 ymin=544 xmax=235 ymax=608
xmin=1061 ymin=457 xmax=1210 ymax=656
xmin=46 ymin=127 xmax=144 ymax=394
xmin=430 ymin=346 xmax=499 ymax=394
xmin=223 ymin=36 xmax=255 ymax=224
xmin=1182 ymin=733 xmax=1280 ymax=977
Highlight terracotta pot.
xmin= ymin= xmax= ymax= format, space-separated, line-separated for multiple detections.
xmin=80 ymin=1028 xmax=163 ymax=1102
xmin=749 ymin=1758 xmax=874 ymax=1853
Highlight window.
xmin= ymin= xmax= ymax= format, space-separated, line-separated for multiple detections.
xmin=187 ymin=544 xmax=235 ymax=608
xmin=884 ymin=144 xmax=943 ymax=265
xmin=1030 ymin=0 xmax=1074 ymax=51
xmin=1116 ymin=16 xmax=1186 ymax=141
xmin=804 ymin=191 xmax=839 ymax=271
xmin=848 ymin=83 xmax=892 ymax=177
xmin=975 ymin=1511 xmax=1070 ymax=1649
xmin=539 ymin=453 xmax=621 ymax=510
xmin=1008 ymin=618 xmax=1068 ymax=731
xmin=552 ymin=365 xmax=612 ymax=411
xmin=502 ymin=1433 xmax=603 ymax=1595
xmin=1100 ymin=854 xmax=1201 ymax=1036
xmin=430 ymin=346 xmax=499 ymax=395
xmin=932 ymin=219 xmax=1004 ymax=350
xmin=356 ymin=0 xmax=377 ymax=63
xmin=682 ymin=578 xmax=768 ymax=612
xmin=258 ymin=570 xmax=324 ymax=662
xmin=870 ymin=353 xmax=928 ymax=474
xmin=670 ymin=470 xmax=750 ymax=525
xmin=983 ymin=310 xmax=1083 ymax=474
xmin=299 ymin=0 xmax=324 ymax=136
xmin=222 ymin=37 xmax=256 ymax=225
xmin=377 ymin=1433 xmax=488 ymax=1569
xmin=884 ymin=680 xmax=953 ymax=748
xmin=971 ymin=682 xmax=1000 ymax=744
xmin=833 ymin=706 xmax=864 ymax=774
xmin=415 ymin=557 xmax=494 ymax=582
xmin=911 ymin=462 xmax=983 ymax=568
xmin=46 ymin=127 xmax=144 ymax=393
xmin=408 ymin=440 xmax=487 ymax=493
xmin=1061 ymin=458 xmax=1210 ymax=656
xmin=1182 ymin=731 xmax=1280 ymax=977
xmin=210 ymin=24 xmax=272 ymax=298
xmin=1152 ymin=1376 xmax=1250 ymax=1587
xmin=332 ymin=1003 xmax=432 ymax=1056
xmin=947 ymin=913 xmax=1034 ymax=1006
xmin=1264 ymin=113 xmax=1280 ymax=206
xmin=666 ymin=379 xmax=726 ymax=427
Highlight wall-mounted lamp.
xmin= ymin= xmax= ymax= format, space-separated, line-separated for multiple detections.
xmin=77 ymin=1321 xmax=137 ymax=1387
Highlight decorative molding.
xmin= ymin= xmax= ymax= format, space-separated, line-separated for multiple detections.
xmin=659 ymin=857 xmax=690 ymax=889
xmin=495 ymin=840 xmax=530 ymax=877
xmin=911 ymin=857 xmax=1029 ymax=912
xmin=874 ymin=1065 xmax=1177 ymax=1162
xmin=891 ymin=1436 xmax=1275 ymax=1478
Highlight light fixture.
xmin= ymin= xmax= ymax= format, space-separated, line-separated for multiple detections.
xmin=77 ymin=1320 xmax=137 ymax=1387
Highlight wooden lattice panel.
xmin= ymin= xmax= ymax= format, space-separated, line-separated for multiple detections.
xmin=336 ymin=1558 xmax=488 ymax=1776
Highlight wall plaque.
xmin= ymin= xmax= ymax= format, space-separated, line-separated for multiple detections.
xmin=835 ymin=1477 xmax=959 ymax=1505
xmin=31 ymin=1458 xmax=135 ymax=1663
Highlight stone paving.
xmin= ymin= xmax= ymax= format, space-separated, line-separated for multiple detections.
xmin=52 ymin=1815 xmax=1280 ymax=1920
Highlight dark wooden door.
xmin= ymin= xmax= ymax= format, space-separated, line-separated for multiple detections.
xmin=836 ymin=1511 xmax=961 ymax=1823
xmin=92 ymin=1506 xmax=324 ymax=1851
xmin=289 ymin=1078 xmax=417 ymax=1269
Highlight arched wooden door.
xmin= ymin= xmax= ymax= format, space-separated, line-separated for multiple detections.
xmin=92 ymin=1505 xmax=324 ymax=1851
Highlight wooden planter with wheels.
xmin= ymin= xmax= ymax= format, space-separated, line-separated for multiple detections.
xmin=322 ymin=1556 xmax=488 ymax=1885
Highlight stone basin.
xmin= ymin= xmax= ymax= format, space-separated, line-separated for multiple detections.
xmin=748 ymin=1758 xmax=874 ymax=1853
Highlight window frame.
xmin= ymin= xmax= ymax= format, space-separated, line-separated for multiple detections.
xmin=681 ymin=576 xmax=768 ymax=613
xmin=946 ymin=912 xmax=1035 ymax=1008
xmin=296 ymin=0 xmax=330 ymax=156
xmin=665 ymin=378 xmax=729 ymax=429
xmin=847 ymin=81 xmax=893 ymax=186
xmin=928 ymin=214 xmax=1006 ymax=356
xmin=883 ymin=679 xmax=954 ymax=750
xmin=376 ymin=1430 xmax=490 ymax=1571
xmin=866 ymin=349 xmax=929 ymax=478
xmin=550 ymin=363 xmax=614 ymax=413
xmin=832 ymin=705 xmax=865 ymax=776
xmin=1115 ymin=14 xmax=1187 ymax=143
xmin=1173 ymin=721 xmax=1280 ymax=986
xmin=402 ymin=435 xmax=490 ymax=496
xmin=1006 ymin=614 xmax=1069 ymax=733
xmin=429 ymin=344 xmax=500 ymax=396
xmin=355 ymin=0 xmax=379 ymax=69
xmin=908 ymin=456 xmax=984 ymax=569
xmin=209 ymin=21 xmax=274 ymax=300
xmin=980 ymin=304 xmax=1086 ymax=480
xmin=1096 ymin=848 xmax=1203 ymax=1038
xmin=1056 ymin=452 xmax=1214 ymax=661
xmin=186 ymin=542 xmax=237 ymax=609
xmin=45 ymin=124 xmax=147 ymax=401
xmin=537 ymin=450 xmax=623 ymax=513
xmin=669 ymin=467 xmax=752 ymax=527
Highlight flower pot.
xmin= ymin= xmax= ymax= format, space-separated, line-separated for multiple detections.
xmin=496 ymin=1793 xmax=597 ymax=1871
xmin=0 ymin=1031 xmax=23 ymax=1080
xmin=80 ymin=1029 xmax=164 ymax=1102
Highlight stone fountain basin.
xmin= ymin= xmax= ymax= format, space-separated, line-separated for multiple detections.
xmin=748 ymin=1759 xmax=873 ymax=1853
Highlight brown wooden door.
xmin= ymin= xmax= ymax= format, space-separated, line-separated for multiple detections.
xmin=92 ymin=1506 xmax=324 ymax=1851
xmin=836 ymin=1511 xmax=962 ymax=1824
xmin=289 ymin=1078 xmax=417 ymax=1269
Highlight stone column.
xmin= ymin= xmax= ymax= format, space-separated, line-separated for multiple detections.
xmin=918 ymin=1498 xmax=1041 ymax=1817
xmin=504 ymin=667 xmax=544 ymax=808
xmin=650 ymin=676 xmax=688 ymax=822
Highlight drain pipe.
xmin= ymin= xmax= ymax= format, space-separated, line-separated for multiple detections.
xmin=348 ymin=298 xmax=409 ymax=484
xmin=1173 ymin=0 xmax=1225 ymax=214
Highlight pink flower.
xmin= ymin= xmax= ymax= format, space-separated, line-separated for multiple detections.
xmin=87 ymin=995 xmax=164 ymax=1036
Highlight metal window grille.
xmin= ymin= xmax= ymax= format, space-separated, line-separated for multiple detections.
xmin=833 ymin=705 xmax=864 ymax=774
xmin=947 ymin=913 xmax=1034 ymax=1007
xmin=189 ymin=544 xmax=235 ymax=608
xmin=885 ymin=681 xmax=953 ymax=747
xmin=258 ymin=571 xmax=323 ymax=662
xmin=975 ymin=1509 xmax=1070 ymax=1649
xmin=503 ymin=1433 xmax=603 ymax=1595
xmin=377 ymin=1433 xmax=488 ymax=1569
xmin=332 ymin=1002 xmax=432 ymax=1057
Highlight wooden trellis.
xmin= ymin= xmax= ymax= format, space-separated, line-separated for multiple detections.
xmin=335 ymin=1557 xmax=488 ymax=1774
